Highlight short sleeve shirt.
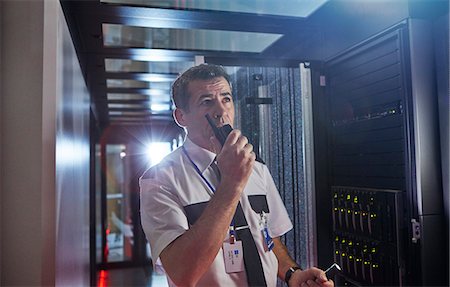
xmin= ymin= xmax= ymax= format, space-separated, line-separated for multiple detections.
xmin=139 ymin=138 xmax=293 ymax=287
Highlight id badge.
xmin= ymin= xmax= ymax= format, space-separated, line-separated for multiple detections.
xmin=262 ymin=227 xmax=274 ymax=251
xmin=223 ymin=241 xmax=244 ymax=273
xmin=259 ymin=211 xmax=274 ymax=251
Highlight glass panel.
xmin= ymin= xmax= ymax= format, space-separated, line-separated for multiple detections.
xmin=150 ymin=103 xmax=172 ymax=111
xmin=107 ymin=79 xmax=150 ymax=88
xmin=108 ymin=103 xmax=149 ymax=109
xmin=105 ymin=58 xmax=193 ymax=73
xmin=109 ymin=117 xmax=140 ymax=121
xmin=109 ymin=110 xmax=153 ymax=116
xmin=107 ymin=93 xmax=149 ymax=101
xmin=108 ymin=92 xmax=171 ymax=104
xmin=100 ymin=0 xmax=329 ymax=18
xmin=107 ymin=79 xmax=172 ymax=90
xmin=109 ymin=117 xmax=148 ymax=122
xmin=95 ymin=144 xmax=103 ymax=264
xmin=147 ymin=82 xmax=172 ymax=90
xmin=103 ymin=24 xmax=282 ymax=53
xmin=108 ymin=103 xmax=171 ymax=111
xmin=106 ymin=144 xmax=132 ymax=263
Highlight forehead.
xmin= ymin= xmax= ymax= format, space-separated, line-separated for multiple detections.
xmin=187 ymin=76 xmax=231 ymax=97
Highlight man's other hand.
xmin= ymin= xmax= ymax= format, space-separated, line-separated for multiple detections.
xmin=289 ymin=267 xmax=334 ymax=287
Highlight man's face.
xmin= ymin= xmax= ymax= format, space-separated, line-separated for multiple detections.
xmin=176 ymin=76 xmax=235 ymax=151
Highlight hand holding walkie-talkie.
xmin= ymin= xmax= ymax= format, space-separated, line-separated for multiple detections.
xmin=205 ymin=114 xmax=264 ymax=164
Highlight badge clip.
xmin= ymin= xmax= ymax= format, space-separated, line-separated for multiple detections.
xmin=229 ymin=225 xmax=236 ymax=244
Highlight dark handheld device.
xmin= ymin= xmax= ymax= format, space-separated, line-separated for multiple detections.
xmin=205 ymin=114 xmax=233 ymax=146
xmin=205 ymin=114 xmax=264 ymax=164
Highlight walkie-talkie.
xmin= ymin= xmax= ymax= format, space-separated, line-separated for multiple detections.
xmin=205 ymin=114 xmax=233 ymax=146
xmin=205 ymin=114 xmax=264 ymax=164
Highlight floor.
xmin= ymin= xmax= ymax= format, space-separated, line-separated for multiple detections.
xmin=97 ymin=267 xmax=169 ymax=287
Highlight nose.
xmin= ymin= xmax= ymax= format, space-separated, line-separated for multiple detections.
xmin=212 ymin=100 xmax=228 ymax=121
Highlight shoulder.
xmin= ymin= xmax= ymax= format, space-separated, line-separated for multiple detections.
xmin=140 ymin=148 xmax=183 ymax=181
xmin=252 ymin=160 xmax=270 ymax=179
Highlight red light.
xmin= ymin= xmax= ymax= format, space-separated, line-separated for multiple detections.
xmin=98 ymin=270 xmax=108 ymax=287
xmin=104 ymin=227 xmax=110 ymax=259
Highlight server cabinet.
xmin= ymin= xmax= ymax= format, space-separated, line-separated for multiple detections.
xmin=317 ymin=20 xmax=446 ymax=286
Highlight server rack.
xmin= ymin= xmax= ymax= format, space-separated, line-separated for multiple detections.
xmin=319 ymin=20 xmax=445 ymax=286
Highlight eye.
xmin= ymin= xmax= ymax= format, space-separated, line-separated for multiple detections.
xmin=200 ymin=99 xmax=212 ymax=106
xmin=223 ymin=96 xmax=232 ymax=103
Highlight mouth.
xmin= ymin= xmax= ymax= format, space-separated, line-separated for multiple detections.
xmin=205 ymin=114 xmax=232 ymax=129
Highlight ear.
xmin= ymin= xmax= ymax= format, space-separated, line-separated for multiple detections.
xmin=173 ymin=108 xmax=186 ymax=127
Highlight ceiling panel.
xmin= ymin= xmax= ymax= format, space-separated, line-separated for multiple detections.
xmin=61 ymin=0 xmax=325 ymax=128
xmin=107 ymin=92 xmax=169 ymax=101
xmin=103 ymin=23 xmax=283 ymax=53
xmin=105 ymin=59 xmax=194 ymax=73
xmin=100 ymin=0 xmax=329 ymax=18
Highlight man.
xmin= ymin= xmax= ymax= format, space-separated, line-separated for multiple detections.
xmin=140 ymin=64 xmax=333 ymax=287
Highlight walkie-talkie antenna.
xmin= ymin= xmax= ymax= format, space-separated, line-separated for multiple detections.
xmin=205 ymin=114 xmax=216 ymax=129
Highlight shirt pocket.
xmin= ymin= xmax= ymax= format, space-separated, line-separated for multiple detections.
xmin=183 ymin=201 xmax=209 ymax=226
xmin=248 ymin=194 xmax=270 ymax=214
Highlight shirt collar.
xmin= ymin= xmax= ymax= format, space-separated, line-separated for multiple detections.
xmin=183 ymin=137 xmax=216 ymax=174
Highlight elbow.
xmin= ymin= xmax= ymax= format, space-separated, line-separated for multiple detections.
xmin=160 ymin=238 xmax=209 ymax=286
xmin=166 ymin=271 xmax=199 ymax=287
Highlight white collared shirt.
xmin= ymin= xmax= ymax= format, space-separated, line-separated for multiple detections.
xmin=140 ymin=138 xmax=293 ymax=286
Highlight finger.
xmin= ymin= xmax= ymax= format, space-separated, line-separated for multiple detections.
xmin=316 ymin=271 xmax=328 ymax=282
xmin=243 ymin=143 xmax=254 ymax=154
xmin=235 ymin=135 xmax=249 ymax=149
xmin=315 ymin=278 xmax=328 ymax=286
xmin=307 ymin=279 xmax=320 ymax=286
xmin=224 ymin=129 xmax=241 ymax=145
xmin=310 ymin=267 xmax=328 ymax=283
xmin=315 ymin=276 xmax=333 ymax=287
xmin=250 ymin=151 xmax=256 ymax=161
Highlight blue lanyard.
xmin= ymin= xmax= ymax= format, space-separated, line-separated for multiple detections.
xmin=182 ymin=146 xmax=236 ymax=237
xmin=181 ymin=146 xmax=216 ymax=193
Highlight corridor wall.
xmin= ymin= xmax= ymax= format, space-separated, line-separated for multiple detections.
xmin=0 ymin=1 xmax=90 ymax=285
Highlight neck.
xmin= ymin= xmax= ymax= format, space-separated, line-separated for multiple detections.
xmin=187 ymin=135 xmax=217 ymax=154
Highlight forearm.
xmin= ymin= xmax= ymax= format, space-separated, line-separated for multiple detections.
xmin=160 ymin=180 xmax=243 ymax=286
xmin=273 ymin=239 xmax=333 ymax=287
xmin=272 ymin=237 xmax=300 ymax=280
